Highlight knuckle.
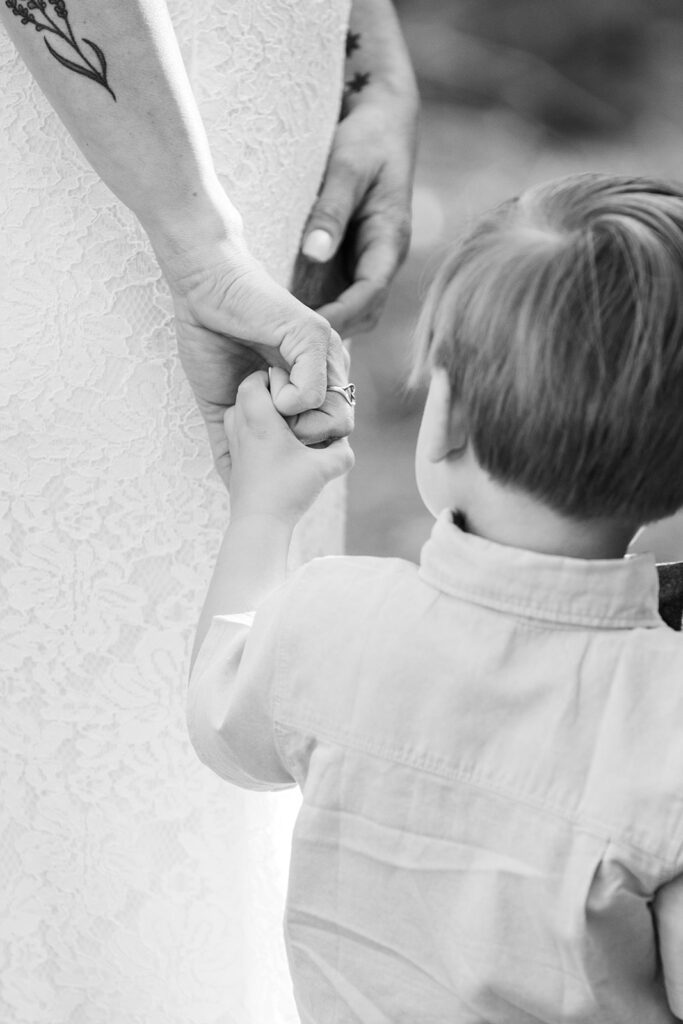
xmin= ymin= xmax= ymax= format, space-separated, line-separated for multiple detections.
xmin=334 ymin=407 xmax=354 ymax=439
xmin=365 ymin=301 xmax=384 ymax=329
xmin=311 ymin=203 xmax=346 ymax=233
xmin=373 ymin=203 xmax=411 ymax=263
xmin=304 ymin=320 xmax=333 ymax=357
xmin=303 ymin=380 xmax=327 ymax=408
xmin=328 ymin=327 xmax=346 ymax=356
xmin=376 ymin=193 xmax=412 ymax=250
xmin=312 ymin=315 xmax=333 ymax=344
xmin=352 ymin=298 xmax=386 ymax=335
xmin=328 ymin=146 xmax=358 ymax=180
xmin=291 ymin=372 xmax=328 ymax=412
xmin=237 ymin=371 xmax=260 ymax=394
xmin=353 ymin=318 xmax=377 ymax=336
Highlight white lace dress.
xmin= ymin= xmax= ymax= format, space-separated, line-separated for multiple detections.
xmin=0 ymin=2 xmax=350 ymax=1021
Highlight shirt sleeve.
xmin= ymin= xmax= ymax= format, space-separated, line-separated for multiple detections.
xmin=654 ymin=873 xmax=683 ymax=1018
xmin=186 ymin=588 xmax=296 ymax=791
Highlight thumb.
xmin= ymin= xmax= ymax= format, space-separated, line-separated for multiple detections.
xmin=234 ymin=370 xmax=283 ymax=429
xmin=315 ymin=437 xmax=356 ymax=483
xmin=301 ymin=155 xmax=362 ymax=263
xmin=274 ymin=323 xmax=332 ymax=418
xmin=231 ymin=259 xmax=333 ymax=416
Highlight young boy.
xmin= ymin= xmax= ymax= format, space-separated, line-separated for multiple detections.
xmin=187 ymin=173 xmax=683 ymax=1023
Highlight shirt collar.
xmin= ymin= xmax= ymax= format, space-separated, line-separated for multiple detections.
xmin=418 ymin=509 xmax=663 ymax=629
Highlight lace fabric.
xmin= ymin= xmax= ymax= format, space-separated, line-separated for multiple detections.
xmin=0 ymin=1 xmax=350 ymax=1020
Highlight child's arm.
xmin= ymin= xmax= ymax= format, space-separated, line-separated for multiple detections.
xmin=186 ymin=369 xmax=353 ymax=788
xmin=191 ymin=515 xmax=292 ymax=666
xmin=191 ymin=368 xmax=354 ymax=668
xmin=654 ymin=874 xmax=683 ymax=1020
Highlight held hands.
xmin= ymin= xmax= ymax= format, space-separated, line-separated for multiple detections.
xmin=153 ymin=215 xmax=354 ymax=486
xmin=224 ymin=370 xmax=355 ymax=529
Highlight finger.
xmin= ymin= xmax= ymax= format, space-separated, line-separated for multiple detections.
xmin=317 ymin=337 xmax=353 ymax=440
xmin=285 ymin=334 xmax=353 ymax=442
xmin=235 ymin=370 xmax=282 ymax=428
xmin=322 ymin=235 xmax=402 ymax=334
xmin=205 ymin=252 xmax=332 ymax=412
xmin=324 ymin=331 xmax=352 ymax=387
xmin=318 ymin=281 xmax=387 ymax=338
xmin=301 ymin=150 xmax=368 ymax=263
xmin=318 ymin=215 xmax=410 ymax=336
xmin=291 ymin=392 xmax=355 ymax=445
xmin=274 ymin=318 xmax=331 ymax=416
xmin=267 ymin=365 xmax=292 ymax=410
xmin=315 ymin=437 xmax=355 ymax=482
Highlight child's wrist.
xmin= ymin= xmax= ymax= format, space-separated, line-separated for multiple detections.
xmin=227 ymin=510 xmax=298 ymax=540
xmin=228 ymin=491 xmax=311 ymax=534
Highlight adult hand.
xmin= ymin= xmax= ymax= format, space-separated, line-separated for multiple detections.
xmin=153 ymin=218 xmax=354 ymax=487
xmin=297 ymin=7 xmax=419 ymax=337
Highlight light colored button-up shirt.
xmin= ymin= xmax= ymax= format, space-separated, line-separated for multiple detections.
xmin=187 ymin=511 xmax=683 ymax=1023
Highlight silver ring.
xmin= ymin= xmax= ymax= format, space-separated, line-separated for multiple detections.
xmin=326 ymin=383 xmax=356 ymax=407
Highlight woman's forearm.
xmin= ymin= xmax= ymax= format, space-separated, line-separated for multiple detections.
xmin=1 ymin=0 xmax=236 ymax=242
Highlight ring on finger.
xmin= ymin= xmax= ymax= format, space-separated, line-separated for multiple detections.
xmin=326 ymin=383 xmax=356 ymax=407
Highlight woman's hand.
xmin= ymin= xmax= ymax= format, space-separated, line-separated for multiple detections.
xmin=296 ymin=0 xmax=419 ymax=337
xmin=152 ymin=210 xmax=354 ymax=486
xmin=224 ymin=370 xmax=355 ymax=529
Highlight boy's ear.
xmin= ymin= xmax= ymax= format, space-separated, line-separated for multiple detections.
xmin=425 ymin=367 xmax=468 ymax=462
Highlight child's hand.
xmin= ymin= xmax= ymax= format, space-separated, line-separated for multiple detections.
xmin=224 ymin=370 xmax=355 ymax=528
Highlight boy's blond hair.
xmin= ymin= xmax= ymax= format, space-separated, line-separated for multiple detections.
xmin=413 ymin=173 xmax=683 ymax=522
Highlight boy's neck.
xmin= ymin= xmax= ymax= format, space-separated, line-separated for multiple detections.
xmin=457 ymin=478 xmax=639 ymax=560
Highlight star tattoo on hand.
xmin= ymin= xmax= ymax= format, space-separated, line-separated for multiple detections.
xmin=345 ymin=71 xmax=371 ymax=95
xmin=345 ymin=30 xmax=361 ymax=57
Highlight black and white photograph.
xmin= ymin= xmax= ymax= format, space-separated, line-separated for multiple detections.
xmin=2 ymin=2 xmax=683 ymax=1021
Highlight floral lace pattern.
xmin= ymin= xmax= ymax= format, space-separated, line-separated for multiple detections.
xmin=0 ymin=1 xmax=350 ymax=1020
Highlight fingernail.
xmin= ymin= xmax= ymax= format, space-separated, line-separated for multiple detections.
xmin=302 ymin=229 xmax=333 ymax=262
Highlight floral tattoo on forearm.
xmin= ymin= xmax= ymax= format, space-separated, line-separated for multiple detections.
xmin=344 ymin=30 xmax=370 ymax=98
xmin=6 ymin=1 xmax=116 ymax=101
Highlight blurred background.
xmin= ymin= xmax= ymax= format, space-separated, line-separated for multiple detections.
xmin=347 ymin=0 xmax=683 ymax=563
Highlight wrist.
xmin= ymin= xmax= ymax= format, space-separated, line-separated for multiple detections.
xmin=228 ymin=509 xmax=299 ymax=539
xmin=223 ymin=512 xmax=294 ymax=593
xmin=343 ymin=0 xmax=419 ymax=117
xmin=343 ymin=76 xmax=419 ymax=123
xmin=140 ymin=175 xmax=245 ymax=274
